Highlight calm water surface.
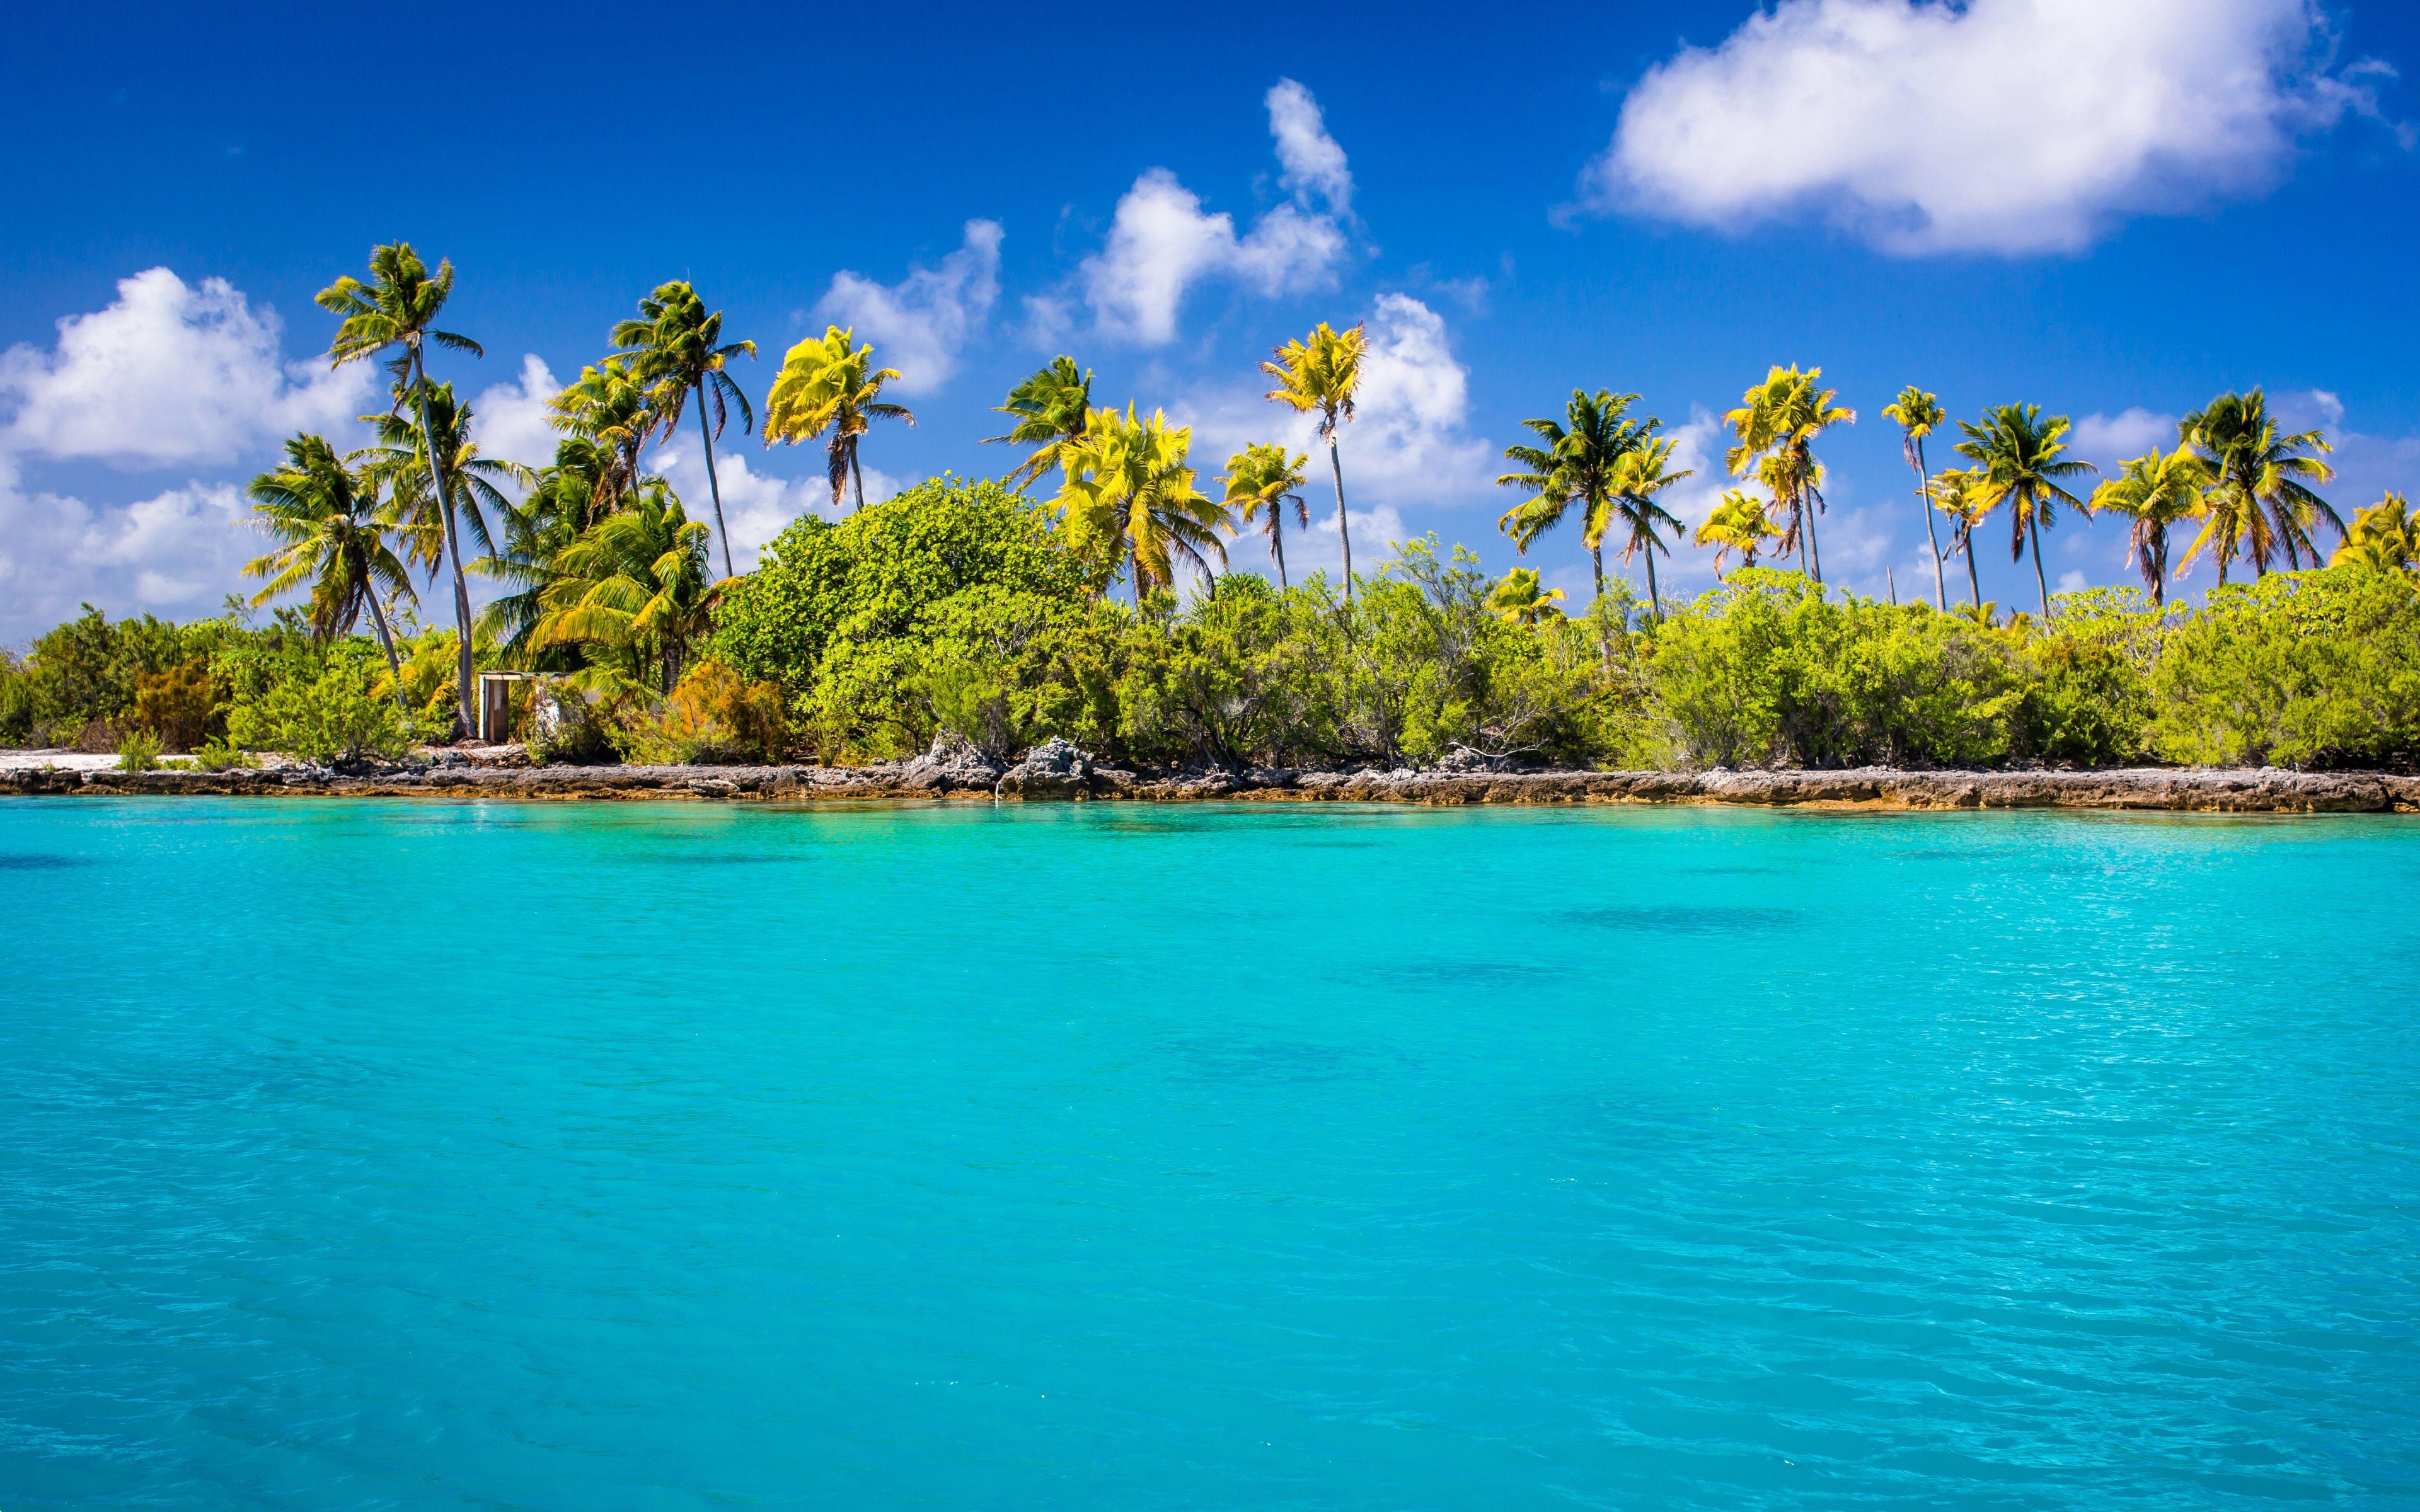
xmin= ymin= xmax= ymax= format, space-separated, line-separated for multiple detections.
xmin=3 ymin=798 xmax=2416 ymax=1510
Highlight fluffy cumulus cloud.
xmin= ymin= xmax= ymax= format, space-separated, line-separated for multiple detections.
xmin=0 ymin=457 xmax=256 ymax=641
xmin=645 ymin=438 xmax=911 ymax=572
xmin=468 ymin=354 xmax=567 ymax=472
xmin=0 ymin=267 xmax=368 ymax=466
xmin=817 ymin=219 xmax=1003 ymax=394
xmin=1589 ymin=0 xmax=2388 ymax=255
xmin=1080 ymin=80 xmax=1354 ymax=344
xmin=2071 ymin=406 xmax=2180 ymax=466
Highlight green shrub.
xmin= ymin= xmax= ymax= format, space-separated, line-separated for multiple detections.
xmin=193 ymin=736 xmax=257 ymax=772
xmin=115 ymin=728 xmax=161 ymax=772
xmin=225 ymin=655 xmax=413 ymax=764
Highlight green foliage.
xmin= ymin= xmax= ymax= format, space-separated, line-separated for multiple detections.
xmin=115 ymin=729 xmax=162 ymax=772
xmin=225 ymin=650 xmax=415 ymax=764
xmin=194 ymin=735 xmax=258 ymax=772
xmin=3 ymin=605 xmax=229 ymax=747
xmin=2148 ymin=569 xmax=2420 ymax=768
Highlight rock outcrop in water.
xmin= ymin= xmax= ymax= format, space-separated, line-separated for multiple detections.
xmin=6 ymin=756 xmax=2416 ymax=811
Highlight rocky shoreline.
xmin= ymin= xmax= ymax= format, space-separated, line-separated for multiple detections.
xmin=4 ymin=738 xmax=2414 ymax=813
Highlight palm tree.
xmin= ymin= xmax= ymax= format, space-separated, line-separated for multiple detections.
xmin=476 ymin=436 xmax=621 ymax=663
xmin=2179 ymin=390 xmax=2339 ymax=575
xmin=548 ymin=359 xmax=655 ymax=514
xmin=1882 ymin=386 xmax=1949 ymax=609
xmin=985 ymin=356 xmax=1093 ymax=492
xmin=317 ymin=243 xmax=483 ymax=733
xmin=1262 ymin=323 xmax=1366 ymax=604
xmin=2331 ymin=493 xmax=2420 ymax=575
xmin=1694 ymin=490 xmax=1783 ymax=578
xmin=762 ymin=324 xmax=914 ymax=512
xmin=2090 ymin=446 xmax=2208 ymax=607
xmin=1724 ymin=365 xmax=1854 ymax=583
xmin=359 ymin=382 xmax=532 ymax=627
xmin=612 ymin=281 xmax=757 ymax=579
xmin=1926 ymin=467 xmax=1996 ymax=609
xmin=534 ymin=482 xmax=715 ymax=696
xmin=242 ymin=434 xmax=418 ymax=709
xmin=1485 ymin=567 xmax=1567 ymax=626
xmin=1049 ymin=405 xmax=1233 ymax=606
xmin=1496 ymin=389 xmax=1651 ymax=598
xmin=1606 ymin=435 xmax=1691 ymax=618
xmin=1953 ymin=403 xmax=2096 ymax=619
xmin=1220 ymin=443 xmax=1311 ymax=590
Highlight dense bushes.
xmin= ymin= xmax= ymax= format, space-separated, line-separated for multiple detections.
xmin=11 ymin=478 xmax=2419 ymax=771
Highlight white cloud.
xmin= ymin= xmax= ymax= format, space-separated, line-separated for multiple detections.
xmin=0 ymin=267 xmax=369 ymax=467
xmin=817 ymin=219 xmax=1003 ymax=395
xmin=1078 ymin=81 xmax=1356 ymax=344
xmin=1589 ymin=0 xmax=2387 ymax=255
xmin=1267 ymin=77 xmax=1354 ymax=217
xmin=2071 ymin=406 xmax=2179 ymax=464
xmin=1182 ymin=294 xmax=1490 ymax=510
xmin=469 ymin=353 xmax=563 ymax=471
xmin=0 ymin=460 xmax=256 ymax=643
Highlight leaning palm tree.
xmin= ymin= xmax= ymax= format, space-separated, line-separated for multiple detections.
xmin=2179 ymin=390 xmax=2339 ymax=574
xmin=612 ymin=281 xmax=757 ymax=579
xmin=1954 ymin=404 xmax=2096 ymax=619
xmin=2331 ymin=493 xmax=2420 ymax=575
xmin=1881 ymin=386 xmax=1949 ymax=609
xmin=317 ymin=243 xmax=483 ymax=733
xmin=1485 ymin=567 xmax=1567 ymax=626
xmin=1262 ymin=323 xmax=1366 ymax=603
xmin=242 ymin=434 xmax=418 ymax=709
xmin=1694 ymin=490 xmax=1783 ymax=578
xmin=1606 ymin=434 xmax=1692 ymax=617
xmin=533 ymin=482 xmax=715 ymax=696
xmin=359 ymin=382 xmax=532 ymax=620
xmin=1926 ymin=466 xmax=1996 ymax=609
xmin=1496 ymin=389 xmax=1651 ymax=598
xmin=1220 ymin=443 xmax=1310 ymax=589
xmin=984 ymin=356 xmax=1093 ymax=492
xmin=2090 ymin=445 xmax=2209 ymax=607
xmin=1049 ymin=406 xmax=1233 ymax=605
xmin=762 ymin=325 xmax=914 ymax=512
xmin=1724 ymin=365 xmax=1854 ymax=583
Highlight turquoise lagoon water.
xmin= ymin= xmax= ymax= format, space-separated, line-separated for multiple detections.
xmin=3 ymin=797 xmax=2417 ymax=1511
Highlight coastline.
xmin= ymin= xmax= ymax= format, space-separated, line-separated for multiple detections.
xmin=5 ymin=757 xmax=2416 ymax=813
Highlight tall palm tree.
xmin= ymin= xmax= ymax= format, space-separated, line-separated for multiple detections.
xmin=2090 ymin=445 xmax=2208 ymax=607
xmin=985 ymin=356 xmax=1093 ymax=492
xmin=359 ymin=382 xmax=532 ymax=622
xmin=317 ymin=243 xmax=483 ymax=733
xmin=1694 ymin=490 xmax=1783 ymax=578
xmin=1221 ymin=444 xmax=1311 ymax=590
xmin=1262 ymin=323 xmax=1366 ymax=604
xmin=548 ymin=359 xmax=655 ymax=514
xmin=1926 ymin=466 xmax=1996 ymax=609
xmin=1882 ymin=386 xmax=1949 ymax=609
xmin=762 ymin=325 xmax=914 ymax=512
xmin=1496 ymin=389 xmax=1651 ymax=598
xmin=612 ymin=281 xmax=757 ymax=580
xmin=1724 ymin=365 xmax=1854 ymax=583
xmin=2179 ymin=390 xmax=2339 ymax=575
xmin=1607 ymin=434 xmax=1692 ymax=618
xmin=242 ymin=434 xmax=418 ymax=709
xmin=534 ymin=482 xmax=715 ymax=696
xmin=476 ymin=436 xmax=621 ymax=663
xmin=1050 ymin=406 xmax=1233 ymax=605
xmin=2331 ymin=493 xmax=2419 ymax=575
xmin=1953 ymin=404 xmax=2096 ymax=619
xmin=1485 ymin=567 xmax=1567 ymax=626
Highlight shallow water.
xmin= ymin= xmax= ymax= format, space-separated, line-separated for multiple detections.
xmin=3 ymin=798 xmax=2416 ymax=1511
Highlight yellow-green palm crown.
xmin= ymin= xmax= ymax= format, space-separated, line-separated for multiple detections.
xmin=1051 ymin=405 xmax=1234 ymax=598
xmin=1261 ymin=323 xmax=1364 ymax=437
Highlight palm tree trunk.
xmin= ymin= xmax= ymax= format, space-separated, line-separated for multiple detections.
xmin=364 ymin=588 xmax=409 ymax=714
xmin=1644 ymin=545 xmax=1661 ymax=620
xmin=1806 ymin=498 xmax=1823 ymax=584
xmin=1327 ymin=431 xmax=1352 ymax=605
xmin=850 ymin=444 xmax=867 ymax=515
xmin=1915 ymin=440 xmax=1945 ymax=610
xmin=1964 ymin=529 xmax=1982 ymax=607
xmin=413 ymin=346 xmax=475 ymax=739
xmin=2029 ymin=515 xmax=2051 ymax=619
xmin=1591 ymin=542 xmax=1605 ymax=599
xmin=1272 ymin=515 xmax=1288 ymax=591
xmin=1132 ymin=544 xmax=1144 ymax=610
xmin=696 ymin=388 xmax=735 ymax=579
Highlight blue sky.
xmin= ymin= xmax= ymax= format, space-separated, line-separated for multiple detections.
xmin=3 ymin=0 xmax=2415 ymax=643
